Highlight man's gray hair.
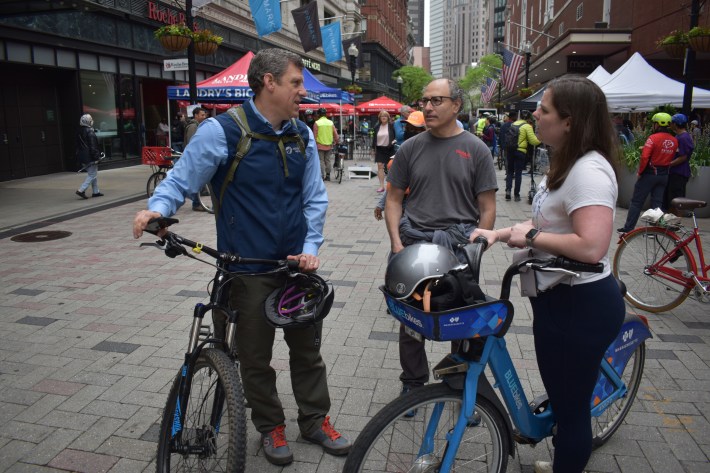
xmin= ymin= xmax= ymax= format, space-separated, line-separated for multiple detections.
xmin=399 ymin=105 xmax=412 ymax=115
xmin=248 ymin=49 xmax=304 ymax=95
xmin=422 ymin=78 xmax=464 ymax=112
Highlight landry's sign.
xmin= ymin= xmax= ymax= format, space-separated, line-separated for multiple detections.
xmin=169 ymin=87 xmax=254 ymax=100
xmin=147 ymin=1 xmax=186 ymax=25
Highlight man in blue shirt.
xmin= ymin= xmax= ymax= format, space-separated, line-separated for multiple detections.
xmin=132 ymin=48 xmax=349 ymax=466
xmin=393 ymin=105 xmax=412 ymax=146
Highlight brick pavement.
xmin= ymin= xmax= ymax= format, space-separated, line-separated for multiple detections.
xmin=0 ymin=163 xmax=708 ymax=472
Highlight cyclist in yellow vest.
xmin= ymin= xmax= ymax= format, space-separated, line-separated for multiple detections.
xmin=313 ymin=108 xmax=339 ymax=181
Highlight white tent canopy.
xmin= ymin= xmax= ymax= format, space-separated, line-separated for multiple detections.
xmin=598 ymin=52 xmax=710 ymax=111
xmin=587 ymin=65 xmax=611 ymax=86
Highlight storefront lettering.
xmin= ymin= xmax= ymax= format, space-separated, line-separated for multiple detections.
xmin=174 ymin=88 xmax=253 ymax=99
xmin=302 ymin=57 xmax=321 ymax=72
xmin=212 ymin=74 xmax=248 ymax=85
xmin=148 ymin=1 xmax=186 ymax=25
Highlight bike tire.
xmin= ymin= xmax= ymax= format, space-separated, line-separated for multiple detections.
xmin=336 ymin=165 xmax=343 ymax=184
xmin=613 ymin=227 xmax=693 ymax=312
xmin=156 ymin=348 xmax=246 ymax=473
xmin=592 ymin=343 xmax=646 ymax=447
xmin=497 ymin=155 xmax=504 ymax=170
xmin=198 ymin=184 xmax=215 ymax=214
xmin=147 ymin=172 xmax=167 ymax=198
xmin=343 ymin=383 xmax=509 ymax=473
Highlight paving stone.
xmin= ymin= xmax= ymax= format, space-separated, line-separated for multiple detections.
xmin=15 ymin=316 xmax=57 ymax=327
xmin=10 ymin=289 xmax=45 ymax=296
xmin=48 ymin=448 xmax=119 ymax=473
xmin=22 ymin=427 xmax=82 ymax=465
xmin=91 ymin=341 xmax=140 ymax=354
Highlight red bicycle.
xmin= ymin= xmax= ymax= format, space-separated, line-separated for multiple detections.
xmin=613 ymin=197 xmax=709 ymax=312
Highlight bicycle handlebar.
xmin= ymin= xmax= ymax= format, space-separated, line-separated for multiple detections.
xmin=499 ymin=255 xmax=603 ymax=300
xmin=143 ymin=217 xmax=300 ymax=271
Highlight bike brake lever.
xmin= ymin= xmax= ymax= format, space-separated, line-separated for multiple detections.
xmin=139 ymin=241 xmax=167 ymax=249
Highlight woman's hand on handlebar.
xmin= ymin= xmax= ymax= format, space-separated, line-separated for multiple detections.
xmin=287 ymin=253 xmax=320 ymax=273
xmin=133 ymin=210 xmax=164 ymax=239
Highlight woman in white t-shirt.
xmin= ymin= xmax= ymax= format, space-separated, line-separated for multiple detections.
xmin=472 ymin=76 xmax=625 ymax=473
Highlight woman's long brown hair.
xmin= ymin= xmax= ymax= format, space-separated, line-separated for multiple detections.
xmin=544 ymin=76 xmax=621 ymax=191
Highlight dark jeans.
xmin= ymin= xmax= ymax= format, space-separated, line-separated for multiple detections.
xmin=664 ymin=173 xmax=689 ymax=212
xmin=622 ymin=173 xmax=668 ymax=230
xmin=505 ymin=149 xmax=526 ymax=196
xmin=531 ymin=275 xmax=624 ymax=473
xmin=229 ymin=273 xmax=330 ymax=435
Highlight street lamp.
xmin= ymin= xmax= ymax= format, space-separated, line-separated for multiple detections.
xmin=396 ymin=75 xmax=403 ymax=102
xmin=523 ymin=40 xmax=532 ymax=88
xmin=348 ymin=43 xmax=359 ymax=85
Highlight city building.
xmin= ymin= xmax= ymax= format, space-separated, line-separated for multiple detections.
xmin=502 ymin=0 xmax=709 ymax=108
xmin=0 ymin=0 xmax=360 ymax=180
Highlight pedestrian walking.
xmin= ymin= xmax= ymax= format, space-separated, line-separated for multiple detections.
xmin=75 ymin=113 xmax=103 ymax=199
xmin=505 ymin=110 xmax=540 ymax=202
xmin=372 ymin=111 xmax=395 ymax=193
xmin=132 ymin=48 xmax=349 ymax=466
xmin=313 ymin=107 xmax=339 ymax=181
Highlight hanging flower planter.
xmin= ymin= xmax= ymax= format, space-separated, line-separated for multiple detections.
xmin=159 ymin=35 xmax=191 ymax=52
xmin=154 ymin=24 xmax=193 ymax=52
xmin=192 ymin=29 xmax=223 ymax=56
xmin=689 ymin=35 xmax=710 ymax=52
xmin=194 ymin=41 xmax=219 ymax=56
xmin=663 ymin=43 xmax=688 ymax=58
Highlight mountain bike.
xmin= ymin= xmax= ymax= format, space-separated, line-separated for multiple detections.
xmin=140 ymin=217 xmax=299 ymax=472
xmin=343 ymin=241 xmax=651 ymax=473
xmin=613 ymin=197 xmax=709 ymax=313
xmin=142 ymin=146 xmax=214 ymax=213
xmin=332 ymin=139 xmax=346 ymax=184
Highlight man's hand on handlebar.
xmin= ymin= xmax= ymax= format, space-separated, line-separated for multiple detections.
xmin=469 ymin=229 xmax=498 ymax=247
xmin=133 ymin=210 xmax=164 ymax=239
xmin=287 ymin=253 xmax=320 ymax=273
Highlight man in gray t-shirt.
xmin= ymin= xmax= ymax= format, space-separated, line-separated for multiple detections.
xmin=385 ymin=78 xmax=497 ymax=395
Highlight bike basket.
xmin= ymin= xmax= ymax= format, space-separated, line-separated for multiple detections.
xmin=141 ymin=147 xmax=173 ymax=167
xmin=381 ymin=287 xmax=512 ymax=341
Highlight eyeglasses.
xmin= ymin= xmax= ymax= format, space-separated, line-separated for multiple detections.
xmin=421 ymin=96 xmax=454 ymax=107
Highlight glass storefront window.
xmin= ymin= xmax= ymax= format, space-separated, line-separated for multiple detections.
xmin=120 ymin=76 xmax=140 ymax=158
xmin=81 ymin=71 xmax=119 ymax=159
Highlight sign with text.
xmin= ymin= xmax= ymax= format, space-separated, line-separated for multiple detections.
xmin=164 ymin=58 xmax=189 ymax=71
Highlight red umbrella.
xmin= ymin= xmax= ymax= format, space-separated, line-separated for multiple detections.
xmin=356 ymin=96 xmax=403 ymax=115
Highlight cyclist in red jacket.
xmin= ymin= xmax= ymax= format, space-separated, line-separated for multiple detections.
xmin=618 ymin=112 xmax=678 ymax=233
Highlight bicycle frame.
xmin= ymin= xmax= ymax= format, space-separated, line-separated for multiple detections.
xmin=426 ymin=312 xmax=651 ymax=473
xmin=623 ymin=218 xmax=709 ymax=288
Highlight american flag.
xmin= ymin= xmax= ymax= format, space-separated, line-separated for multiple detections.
xmin=501 ymin=47 xmax=524 ymax=92
xmin=481 ymin=77 xmax=498 ymax=104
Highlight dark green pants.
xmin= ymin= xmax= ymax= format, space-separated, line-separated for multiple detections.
xmin=230 ymin=273 xmax=331 ymax=435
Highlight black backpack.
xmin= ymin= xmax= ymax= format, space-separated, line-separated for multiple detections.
xmin=503 ymin=123 xmax=522 ymax=152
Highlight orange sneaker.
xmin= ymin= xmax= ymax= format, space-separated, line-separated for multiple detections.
xmin=261 ymin=425 xmax=293 ymax=465
xmin=302 ymin=416 xmax=351 ymax=455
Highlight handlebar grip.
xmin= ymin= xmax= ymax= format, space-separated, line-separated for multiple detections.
xmin=554 ymin=257 xmax=604 ymax=274
xmin=287 ymin=260 xmax=300 ymax=271
xmin=145 ymin=217 xmax=179 ymax=235
xmin=473 ymin=235 xmax=489 ymax=251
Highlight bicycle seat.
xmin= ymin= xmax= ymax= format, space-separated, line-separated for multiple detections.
xmin=671 ymin=197 xmax=707 ymax=210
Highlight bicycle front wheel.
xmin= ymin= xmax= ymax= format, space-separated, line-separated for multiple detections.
xmin=343 ymin=383 xmax=509 ymax=473
xmin=157 ymin=348 xmax=246 ymax=473
xmin=592 ymin=343 xmax=646 ymax=447
xmin=613 ymin=227 xmax=693 ymax=312
xmin=147 ymin=171 xmax=167 ymax=198
xmin=198 ymin=184 xmax=214 ymax=214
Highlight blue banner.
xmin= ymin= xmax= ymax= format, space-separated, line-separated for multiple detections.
xmin=321 ymin=22 xmax=343 ymax=63
xmin=249 ymin=0 xmax=282 ymax=37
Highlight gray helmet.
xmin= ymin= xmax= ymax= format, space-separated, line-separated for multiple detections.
xmin=385 ymin=243 xmax=461 ymax=299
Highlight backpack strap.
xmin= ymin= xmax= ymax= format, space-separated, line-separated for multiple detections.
xmin=217 ymin=107 xmax=308 ymax=217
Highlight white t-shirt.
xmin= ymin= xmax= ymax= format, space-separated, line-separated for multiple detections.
xmin=530 ymin=150 xmax=617 ymax=290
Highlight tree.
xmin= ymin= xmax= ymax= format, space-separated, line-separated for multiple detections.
xmin=392 ymin=66 xmax=434 ymax=104
xmin=459 ymin=54 xmax=503 ymax=111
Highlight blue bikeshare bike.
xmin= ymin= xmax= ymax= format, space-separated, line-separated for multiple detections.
xmin=343 ymin=240 xmax=650 ymax=472
xmin=140 ymin=217 xmax=302 ymax=472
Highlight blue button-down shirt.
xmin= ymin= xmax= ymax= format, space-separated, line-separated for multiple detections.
xmin=148 ymin=99 xmax=328 ymax=256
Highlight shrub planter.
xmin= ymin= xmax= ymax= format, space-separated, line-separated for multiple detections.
xmin=159 ymin=35 xmax=191 ymax=52
xmin=662 ymin=43 xmax=687 ymax=58
xmin=686 ymin=166 xmax=710 ymax=218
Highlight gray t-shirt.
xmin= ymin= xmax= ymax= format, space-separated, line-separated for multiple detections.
xmin=388 ymin=130 xmax=498 ymax=230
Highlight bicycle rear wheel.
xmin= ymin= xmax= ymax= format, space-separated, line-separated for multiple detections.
xmin=343 ymin=383 xmax=509 ymax=473
xmin=613 ymin=227 xmax=693 ymax=312
xmin=198 ymin=184 xmax=215 ymax=214
xmin=592 ymin=343 xmax=646 ymax=447
xmin=147 ymin=171 xmax=167 ymax=198
xmin=334 ymin=157 xmax=344 ymax=184
xmin=157 ymin=348 xmax=246 ymax=473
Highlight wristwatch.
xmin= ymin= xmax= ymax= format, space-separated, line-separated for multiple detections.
xmin=525 ymin=228 xmax=541 ymax=248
